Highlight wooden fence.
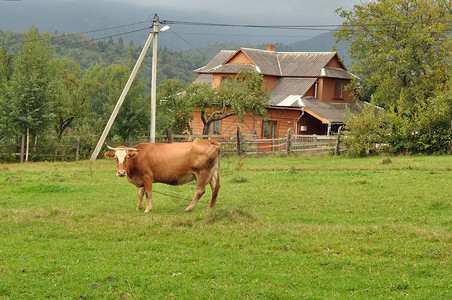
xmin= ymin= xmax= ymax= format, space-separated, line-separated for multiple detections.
xmin=0 ymin=128 xmax=345 ymax=162
xmin=161 ymin=128 xmax=345 ymax=156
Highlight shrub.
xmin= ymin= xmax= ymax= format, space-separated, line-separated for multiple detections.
xmin=344 ymin=104 xmax=387 ymax=156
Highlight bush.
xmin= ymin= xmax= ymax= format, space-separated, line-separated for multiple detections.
xmin=344 ymin=91 xmax=452 ymax=156
xmin=415 ymin=95 xmax=452 ymax=154
xmin=344 ymin=104 xmax=387 ymax=156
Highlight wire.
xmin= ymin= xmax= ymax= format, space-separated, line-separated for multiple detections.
xmin=161 ymin=20 xmax=341 ymax=31
xmin=169 ymin=28 xmax=213 ymax=60
xmin=171 ymin=31 xmax=334 ymax=39
xmin=3 ymin=20 xmax=151 ymax=47
xmin=160 ymin=19 xmax=452 ymax=32
xmin=51 ymin=26 xmax=151 ymax=49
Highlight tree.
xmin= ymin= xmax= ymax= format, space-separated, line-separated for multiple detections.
xmin=9 ymin=26 xmax=54 ymax=161
xmin=334 ymin=0 xmax=452 ymax=154
xmin=185 ymin=69 xmax=269 ymax=135
xmin=0 ymin=33 xmax=14 ymax=143
xmin=82 ymin=64 xmax=148 ymax=144
xmin=0 ymin=33 xmax=13 ymax=86
xmin=157 ymin=78 xmax=194 ymax=135
xmin=334 ymin=0 xmax=451 ymax=110
xmin=48 ymin=58 xmax=87 ymax=143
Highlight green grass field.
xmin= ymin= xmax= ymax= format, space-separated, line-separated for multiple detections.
xmin=0 ymin=155 xmax=451 ymax=299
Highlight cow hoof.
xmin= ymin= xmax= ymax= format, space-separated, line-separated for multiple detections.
xmin=136 ymin=207 xmax=143 ymax=211
xmin=144 ymin=209 xmax=151 ymax=213
xmin=183 ymin=209 xmax=192 ymax=213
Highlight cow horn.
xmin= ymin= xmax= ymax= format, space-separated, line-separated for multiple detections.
xmin=106 ymin=144 xmax=118 ymax=151
xmin=124 ymin=147 xmax=140 ymax=151
xmin=106 ymin=144 xmax=139 ymax=151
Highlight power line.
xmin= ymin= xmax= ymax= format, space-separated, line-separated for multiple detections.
xmin=169 ymin=29 xmax=213 ymax=60
xmin=160 ymin=19 xmax=341 ymax=31
xmin=51 ymin=26 xmax=151 ymax=49
xmin=160 ymin=19 xmax=452 ymax=31
xmin=171 ymin=31 xmax=334 ymax=39
xmin=3 ymin=20 xmax=151 ymax=47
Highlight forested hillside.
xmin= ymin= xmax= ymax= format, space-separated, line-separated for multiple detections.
xmin=0 ymin=30 xmax=207 ymax=86
xmin=0 ymin=30 xmax=292 ymax=86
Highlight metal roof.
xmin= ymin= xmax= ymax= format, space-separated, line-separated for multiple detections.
xmin=238 ymin=48 xmax=282 ymax=76
xmin=322 ymin=67 xmax=352 ymax=80
xmin=302 ymin=97 xmax=366 ymax=124
xmin=277 ymin=52 xmax=336 ymax=77
xmin=193 ymin=74 xmax=213 ymax=85
xmin=197 ymin=48 xmax=339 ymax=78
xmin=205 ymin=63 xmax=257 ymax=74
xmin=195 ymin=50 xmax=236 ymax=73
xmin=269 ymin=78 xmax=316 ymax=106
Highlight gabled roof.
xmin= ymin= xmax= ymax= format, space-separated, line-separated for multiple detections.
xmin=228 ymin=48 xmax=282 ymax=76
xmin=196 ymin=48 xmax=343 ymax=78
xmin=277 ymin=52 xmax=338 ymax=77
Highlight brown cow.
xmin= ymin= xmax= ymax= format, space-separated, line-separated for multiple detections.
xmin=104 ymin=140 xmax=220 ymax=213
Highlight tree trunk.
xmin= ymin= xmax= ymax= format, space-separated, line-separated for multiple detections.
xmin=202 ymin=124 xmax=210 ymax=138
xmin=20 ymin=133 xmax=25 ymax=163
xmin=25 ymin=127 xmax=30 ymax=162
xmin=33 ymin=133 xmax=38 ymax=153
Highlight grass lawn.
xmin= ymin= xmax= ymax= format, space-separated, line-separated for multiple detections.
xmin=0 ymin=154 xmax=451 ymax=299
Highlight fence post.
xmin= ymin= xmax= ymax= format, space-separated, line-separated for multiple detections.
xmin=286 ymin=128 xmax=291 ymax=154
xmin=76 ymin=136 xmax=80 ymax=161
xmin=166 ymin=128 xmax=172 ymax=143
xmin=237 ymin=127 xmax=243 ymax=155
xmin=334 ymin=126 xmax=342 ymax=156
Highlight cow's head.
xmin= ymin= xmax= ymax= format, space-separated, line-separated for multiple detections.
xmin=104 ymin=145 xmax=139 ymax=177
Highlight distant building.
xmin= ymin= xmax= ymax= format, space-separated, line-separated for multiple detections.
xmin=192 ymin=44 xmax=365 ymax=137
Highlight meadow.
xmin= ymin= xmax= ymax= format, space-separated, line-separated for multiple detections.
xmin=0 ymin=155 xmax=451 ymax=299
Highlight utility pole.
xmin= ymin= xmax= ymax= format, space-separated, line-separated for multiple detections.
xmin=150 ymin=14 xmax=159 ymax=143
xmin=89 ymin=19 xmax=155 ymax=161
xmin=89 ymin=14 xmax=168 ymax=161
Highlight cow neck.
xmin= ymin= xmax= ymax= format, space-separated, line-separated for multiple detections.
xmin=126 ymin=154 xmax=136 ymax=177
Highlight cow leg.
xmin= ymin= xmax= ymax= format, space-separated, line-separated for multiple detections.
xmin=209 ymin=178 xmax=220 ymax=208
xmin=144 ymin=189 xmax=152 ymax=213
xmin=209 ymin=158 xmax=220 ymax=208
xmin=136 ymin=187 xmax=145 ymax=211
xmin=142 ymin=177 xmax=153 ymax=213
xmin=184 ymin=171 xmax=208 ymax=213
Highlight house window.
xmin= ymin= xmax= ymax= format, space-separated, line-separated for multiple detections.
xmin=335 ymin=81 xmax=344 ymax=99
xmin=221 ymin=75 xmax=243 ymax=86
xmin=263 ymin=121 xmax=278 ymax=139
xmin=209 ymin=120 xmax=221 ymax=135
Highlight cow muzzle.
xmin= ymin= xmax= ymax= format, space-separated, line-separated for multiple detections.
xmin=117 ymin=170 xmax=127 ymax=177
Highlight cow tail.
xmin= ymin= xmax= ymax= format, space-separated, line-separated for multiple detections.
xmin=211 ymin=146 xmax=221 ymax=185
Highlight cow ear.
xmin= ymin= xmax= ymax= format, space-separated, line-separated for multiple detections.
xmin=105 ymin=151 xmax=115 ymax=158
xmin=129 ymin=151 xmax=139 ymax=158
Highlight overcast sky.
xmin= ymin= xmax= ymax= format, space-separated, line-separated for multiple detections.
xmin=0 ymin=0 xmax=367 ymax=48
xmin=121 ymin=0 xmax=362 ymax=24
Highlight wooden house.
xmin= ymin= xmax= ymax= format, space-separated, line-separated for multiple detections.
xmin=191 ymin=44 xmax=365 ymax=138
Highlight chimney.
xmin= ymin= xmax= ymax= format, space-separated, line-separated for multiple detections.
xmin=266 ymin=44 xmax=276 ymax=51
